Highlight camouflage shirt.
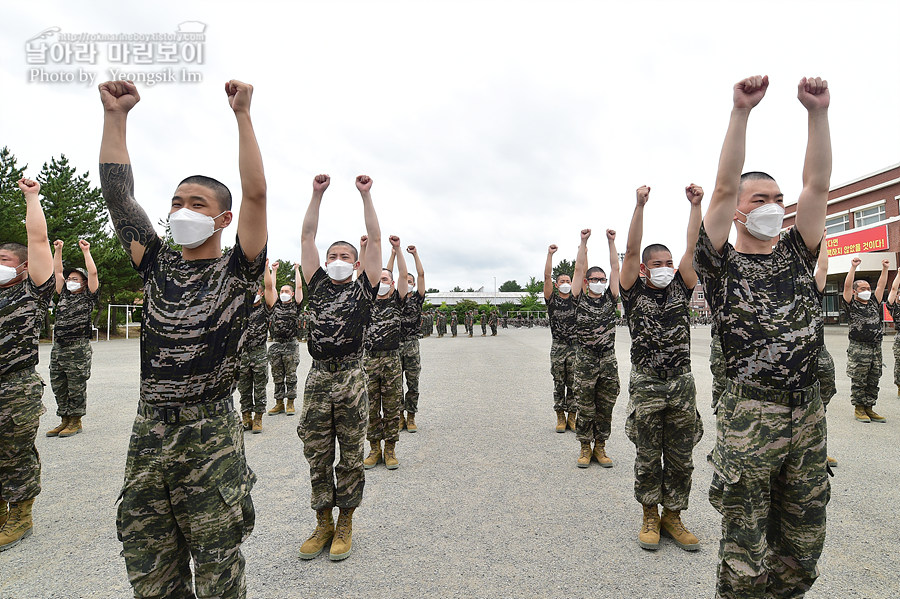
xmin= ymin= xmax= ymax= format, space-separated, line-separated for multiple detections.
xmin=243 ymin=299 xmax=270 ymax=349
xmin=54 ymin=285 xmax=99 ymax=342
xmin=307 ymin=268 xmax=378 ymax=360
xmin=694 ymin=224 xmax=821 ymax=390
xmin=547 ymin=293 xmax=576 ymax=342
xmin=136 ymin=235 xmax=266 ymax=405
xmin=270 ymin=299 xmax=300 ymax=341
xmin=841 ymin=296 xmax=883 ymax=343
xmin=888 ymin=301 xmax=900 ymax=324
xmin=365 ymin=292 xmax=404 ymax=352
xmin=574 ymin=288 xmax=617 ymax=352
xmin=400 ymin=291 xmax=425 ymax=341
xmin=620 ymin=273 xmax=693 ymax=371
xmin=0 ymin=275 xmax=54 ymax=376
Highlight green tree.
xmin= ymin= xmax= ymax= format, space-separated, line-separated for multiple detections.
xmin=553 ymin=258 xmax=575 ymax=280
xmin=525 ymin=276 xmax=543 ymax=293
xmin=426 ymin=287 xmax=439 ymax=293
xmin=452 ymin=285 xmax=464 ymax=292
xmin=0 ymin=147 xmax=27 ymax=245
xmin=453 ymin=298 xmax=479 ymax=321
xmin=499 ymin=280 xmax=522 ymax=292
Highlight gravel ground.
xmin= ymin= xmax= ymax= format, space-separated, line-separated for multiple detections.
xmin=1 ymin=326 xmax=898 ymax=599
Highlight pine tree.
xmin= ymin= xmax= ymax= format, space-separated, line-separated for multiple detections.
xmin=0 ymin=146 xmax=28 ymax=245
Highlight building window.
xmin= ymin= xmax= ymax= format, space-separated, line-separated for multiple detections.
xmin=854 ymin=204 xmax=886 ymax=228
xmin=697 ymin=292 xmax=704 ymax=300
xmin=825 ymin=213 xmax=849 ymax=235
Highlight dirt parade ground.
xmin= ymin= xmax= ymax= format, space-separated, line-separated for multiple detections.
xmin=0 ymin=325 xmax=898 ymax=599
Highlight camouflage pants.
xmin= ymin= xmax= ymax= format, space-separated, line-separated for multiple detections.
xmin=625 ymin=370 xmax=702 ymax=511
xmin=481 ymin=322 xmax=487 ymax=335
xmin=364 ymin=353 xmax=402 ymax=443
xmin=490 ymin=324 xmax=497 ymax=335
xmin=709 ymin=381 xmax=828 ymax=599
xmin=117 ymin=408 xmax=255 ymax=599
xmin=297 ymin=364 xmax=368 ymax=511
xmin=574 ymin=347 xmax=620 ymax=443
xmin=0 ymin=370 xmax=45 ymax=503
xmin=893 ymin=336 xmax=900 ymax=387
xmin=550 ymin=340 xmax=576 ymax=412
xmin=846 ymin=340 xmax=881 ymax=407
xmin=237 ymin=344 xmax=268 ymax=414
xmin=710 ymin=336 xmax=726 ymax=411
xmin=450 ymin=322 xmax=458 ymax=336
xmin=268 ymin=340 xmax=299 ymax=402
xmin=817 ymin=346 xmax=836 ymax=409
xmin=49 ymin=338 xmax=92 ymax=417
xmin=399 ymin=339 xmax=421 ymax=413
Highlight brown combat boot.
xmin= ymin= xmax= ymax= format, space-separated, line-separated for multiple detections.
xmin=252 ymin=413 xmax=263 ymax=434
xmin=241 ymin=412 xmax=252 ymax=431
xmin=59 ymin=416 xmax=82 ymax=437
xmin=329 ymin=508 xmax=355 ymax=561
xmin=660 ymin=508 xmax=700 ymax=551
xmin=286 ymin=399 xmax=296 ymax=416
xmin=556 ymin=411 xmax=567 ymax=433
xmin=865 ymin=407 xmax=886 ymax=423
xmin=0 ymin=502 xmax=7 ymax=529
xmin=46 ymin=416 xmax=69 ymax=437
xmin=566 ymin=412 xmax=576 ymax=432
xmin=399 ymin=412 xmax=407 ymax=432
xmin=592 ymin=442 xmax=613 ymax=468
xmin=363 ymin=441 xmax=382 ymax=469
xmin=638 ymin=504 xmax=660 ymax=550
xmin=577 ymin=442 xmax=592 ymax=468
xmin=384 ymin=441 xmax=399 ymax=470
xmin=406 ymin=413 xmax=417 ymax=433
xmin=827 ymin=456 xmax=838 ymax=468
xmin=0 ymin=498 xmax=34 ymax=552
xmin=268 ymin=401 xmax=285 ymax=415
xmin=299 ymin=509 xmax=334 ymax=559
xmin=854 ymin=405 xmax=870 ymax=422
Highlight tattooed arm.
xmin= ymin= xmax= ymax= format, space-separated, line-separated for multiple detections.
xmin=98 ymin=80 xmax=157 ymax=268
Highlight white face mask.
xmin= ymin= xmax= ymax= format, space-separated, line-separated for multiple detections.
xmin=588 ymin=281 xmax=607 ymax=295
xmin=66 ymin=280 xmax=83 ymax=292
xmin=169 ymin=208 xmax=225 ymax=249
xmin=0 ymin=264 xmax=22 ymax=285
xmin=378 ymin=282 xmax=392 ymax=296
xmin=647 ymin=267 xmax=675 ymax=289
xmin=737 ymin=203 xmax=785 ymax=241
xmin=326 ymin=260 xmax=355 ymax=282
xmin=280 ymin=292 xmax=292 ymax=303
xmin=857 ymin=290 xmax=872 ymax=301
xmin=558 ymin=283 xmax=572 ymax=294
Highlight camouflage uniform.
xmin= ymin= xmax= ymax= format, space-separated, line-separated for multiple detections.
xmin=480 ymin=313 xmax=487 ymax=336
xmin=436 ymin=311 xmax=446 ymax=337
xmin=842 ymin=296 xmax=883 ymax=408
xmin=0 ymin=275 xmax=54 ymax=505
xmin=103 ymin=163 xmax=261 ymax=599
xmin=621 ymin=274 xmax=702 ymax=511
xmin=450 ymin=312 xmax=458 ymax=337
xmin=710 ymin=319 xmax=726 ymax=411
xmin=547 ymin=292 xmax=576 ymax=413
xmin=465 ymin=311 xmax=474 ymax=336
xmin=50 ymin=284 xmax=98 ymax=418
xmin=237 ymin=299 xmax=270 ymax=415
xmin=364 ymin=292 xmax=403 ymax=442
xmin=399 ymin=292 xmax=424 ymax=414
xmin=298 ymin=267 xmax=376 ymax=510
xmin=489 ymin=312 xmax=499 ymax=335
xmin=695 ymin=224 xmax=828 ymax=598
xmin=573 ymin=289 xmax=620 ymax=443
xmin=268 ymin=300 xmax=300 ymax=404
xmin=298 ymin=309 xmax=310 ymax=342
xmin=890 ymin=302 xmax=900 ymax=387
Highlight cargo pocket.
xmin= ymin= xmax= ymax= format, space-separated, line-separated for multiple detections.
xmin=707 ymin=446 xmax=743 ymax=523
xmin=624 ymin=399 xmax=637 ymax=445
xmin=217 ymin=476 xmax=256 ymax=544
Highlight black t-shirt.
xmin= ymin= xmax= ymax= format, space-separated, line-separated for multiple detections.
xmin=365 ymin=292 xmax=404 ymax=352
xmin=270 ymin=299 xmax=299 ymax=341
xmin=244 ymin=298 xmax=271 ymax=349
xmin=547 ymin=292 xmax=576 ymax=342
xmin=841 ymin=296 xmax=883 ymax=343
xmin=400 ymin=292 xmax=425 ymax=341
xmin=0 ymin=275 xmax=55 ymax=376
xmin=574 ymin=288 xmax=616 ymax=352
xmin=620 ymin=273 xmax=693 ymax=371
xmin=54 ymin=285 xmax=99 ymax=341
xmin=307 ymin=269 xmax=378 ymax=360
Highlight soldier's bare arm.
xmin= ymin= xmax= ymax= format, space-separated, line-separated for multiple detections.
xmin=607 ymin=229 xmax=620 ymax=299
xmin=814 ymin=232 xmax=829 ymax=293
xmin=704 ymin=75 xmax=769 ymax=252
xmin=407 ymin=245 xmax=425 ymax=297
xmin=392 ymin=236 xmax=409 ymax=299
xmin=621 ymin=186 xmax=648 ymax=291
xmin=572 ymin=229 xmax=590 ymax=298
xmin=874 ymin=259 xmax=889 ymax=303
xmin=356 ymin=235 xmax=368 ymax=278
xmin=80 ymin=239 xmax=100 ymax=293
xmin=228 ymin=80 xmax=267 ymax=262
xmin=52 ymin=239 xmax=65 ymax=294
xmin=301 ymin=175 xmax=329 ymax=284
xmin=678 ymin=184 xmax=704 ymax=289
xmin=544 ymin=244 xmax=558 ymax=300
xmin=842 ymin=257 xmax=860 ymax=303
xmin=19 ymin=178 xmax=53 ymax=285
xmin=294 ymin=262 xmax=303 ymax=304
xmin=793 ymin=77 xmax=831 ymax=252
xmin=888 ymin=266 xmax=900 ymax=305
xmin=357 ymin=175 xmax=382 ymax=287
xmin=264 ymin=260 xmax=276 ymax=308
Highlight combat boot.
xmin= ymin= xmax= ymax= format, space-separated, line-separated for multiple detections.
xmin=268 ymin=400 xmax=285 ymax=415
xmin=406 ymin=413 xmax=417 ymax=433
xmin=566 ymin=411 xmax=576 ymax=432
xmin=299 ymin=509 xmax=334 ymax=559
xmin=363 ymin=441 xmax=382 ymax=469
xmin=286 ymin=399 xmax=296 ymax=416
xmin=0 ymin=498 xmax=34 ymax=552
xmin=827 ymin=456 xmax=838 ymax=468
xmin=854 ymin=405 xmax=870 ymax=422
xmin=59 ymin=416 xmax=82 ymax=437
xmin=329 ymin=508 xmax=355 ymax=561
xmin=0 ymin=502 xmax=7 ymax=529
xmin=660 ymin=508 xmax=700 ymax=551
xmin=384 ymin=441 xmax=399 ymax=470
xmin=399 ymin=412 xmax=407 ymax=432
xmin=638 ymin=504 xmax=660 ymax=550
xmin=241 ymin=412 xmax=252 ymax=431
xmin=864 ymin=407 xmax=886 ymax=423
xmin=252 ymin=413 xmax=263 ymax=434
xmin=592 ymin=442 xmax=613 ymax=468
xmin=556 ymin=411 xmax=567 ymax=433
xmin=577 ymin=442 xmax=592 ymax=468
xmin=46 ymin=416 xmax=69 ymax=437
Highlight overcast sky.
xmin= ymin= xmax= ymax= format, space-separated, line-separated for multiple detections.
xmin=2 ymin=0 xmax=898 ymax=291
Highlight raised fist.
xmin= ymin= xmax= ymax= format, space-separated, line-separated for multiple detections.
xmin=606 ymin=229 xmax=616 ymax=241
xmin=17 ymin=178 xmax=40 ymax=195
xmin=356 ymin=175 xmax=373 ymax=193
xmin=406 ymin=245 xmax=417 ymax=255
xmin=685 ymin=183 xmax=704 ymax=205
xmin=359 ymin=235 xmax=368 ymax=248
xmin=78 ymin=239 xmax=90 ymax=252
xmin=389 ymin=235 xmax=401 ymax=248
xmin=733 ymin=75 xmax=768 ymax=110
xmin=581 ymin=229 xmax=591 ymax=242
xmin=548 ymin=244 xmax=558 ymax=255
xmin=313 ymin=174 xmax=330 ymax=193
xmin=797 ymin=76 xmax=829 ymax=112
xmin=98 ymin=80 xmax=140 ymax=113
xmin=851 ymin=257 xmax=862 ymax=268
xmin=271 ymin=261 xmax=280 ymax=271
xmin=53 ymin=240 xmax=64 ymax=251
xmin=882 ymin=259 xmax=890 ymax=269
xmin=636 ymin=186 xmax=650 ymax=206
xmin=225 ymin=80 xmax=253 ymax=113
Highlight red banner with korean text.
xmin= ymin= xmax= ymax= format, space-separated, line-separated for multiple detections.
xmin=825 ymin=225 xmax=888 ymax=257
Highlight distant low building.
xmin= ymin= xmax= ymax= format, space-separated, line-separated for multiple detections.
xmin=425 ymin=291 xmax=543 ymax=306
